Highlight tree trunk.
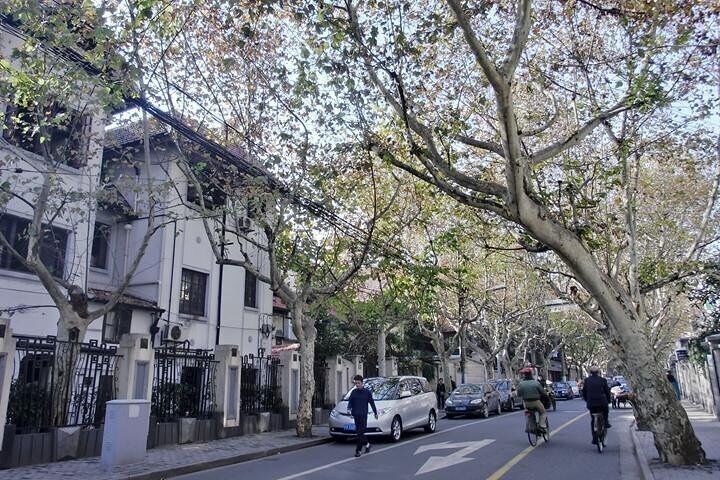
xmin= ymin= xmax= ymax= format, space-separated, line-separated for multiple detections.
xmin=524 ymin=211 xmax=706 ymax=464
xmin=52 ymin=315 xmax=88 ymax=427
xmin=377 ymin=327 xmax=387 ymax=377
xmin=291 ymin=302 xmax=317 ymax=437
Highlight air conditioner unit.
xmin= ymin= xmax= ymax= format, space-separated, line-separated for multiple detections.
xmin=163 ymin=324 xmax=190 ymax=343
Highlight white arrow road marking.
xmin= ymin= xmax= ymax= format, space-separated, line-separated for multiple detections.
xmin=413 ymin=439 xmax=495 ymax=475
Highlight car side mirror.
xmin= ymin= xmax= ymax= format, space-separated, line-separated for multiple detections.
xmin=399 ymin=390 xmax=412 ymax=399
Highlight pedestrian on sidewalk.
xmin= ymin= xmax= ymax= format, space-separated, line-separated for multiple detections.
xmin=347 ymin=374 xmax=378 ymax=457
xmin=436 ymin=378 xmax=446 ymax=409
xmin=666 ymin=370 xmax=681 ymax=400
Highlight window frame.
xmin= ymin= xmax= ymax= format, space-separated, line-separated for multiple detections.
xmin=244 ymin=270 xmax=258 ymax=309
xmin=90 ymin=222 xmax=111 ymax=270
xmin=2 ymin=102 xmax=90 ymax=169
xmin=179 ymin=268 xmax=208 ymax=317
xmin=102 ymin=307 xmax=132 ymax=344
xmin=0 ymin=214 xmax=68 ymax=276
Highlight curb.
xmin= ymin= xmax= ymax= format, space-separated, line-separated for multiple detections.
xmin=125 ymin=436 xmax=334 ymax=480
xmin=629 ymin=420 xmax=655 ymax=480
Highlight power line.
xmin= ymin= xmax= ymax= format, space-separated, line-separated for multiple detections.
xmin=0 ymin=14 xmax=423 ymax=269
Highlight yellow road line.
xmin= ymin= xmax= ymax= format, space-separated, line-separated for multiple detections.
xmin=486 ymin=411 xmax=588 ymax=480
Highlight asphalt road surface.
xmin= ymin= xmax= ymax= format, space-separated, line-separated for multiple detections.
xmin=175 ymin=398 xmax=641 ymax=480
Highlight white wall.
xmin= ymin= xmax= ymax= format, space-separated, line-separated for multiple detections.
xmin=0 ymin=28 xmax=106 ymax=338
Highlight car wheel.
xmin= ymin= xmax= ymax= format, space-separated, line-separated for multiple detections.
xmin=480 ymin=404 xmax=489 ymax=419
xmin=424 ymin=411 xmax=437 ymax=433
xmin=391 ymin=416 xmax=403 ymax=442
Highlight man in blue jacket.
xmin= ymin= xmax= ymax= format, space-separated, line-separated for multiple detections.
xmin=347 ymin=375 xmax=378 ymax=457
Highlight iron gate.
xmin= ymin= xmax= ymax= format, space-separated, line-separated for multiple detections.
xmin=240 ymin=353 xmax=281 ymax=413
xmin=7 ymin=335 xmax=121 ymax=432
xmin=312 ymin=359 xmax=328 ymax=408
xmin=152 ymin=341 xmax=218 ymax=422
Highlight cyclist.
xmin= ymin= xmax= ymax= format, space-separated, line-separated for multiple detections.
xmin=582 ymin=365 xmax=611 ymax=444
xmin=516 ymin=367 xmax=547 ymax=432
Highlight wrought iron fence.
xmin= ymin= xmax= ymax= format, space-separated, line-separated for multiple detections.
xmin=152 ymin=341 xmax=218 ymax=422
xmin=7 ymin=335 xmax=121 ymax=433
xmin=312 ymin=359 xmax=328 ymax=408
xmin=240 ymin=353 xmax=282 ymax=413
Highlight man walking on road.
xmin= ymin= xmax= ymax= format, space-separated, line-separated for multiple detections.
xmin=582 ymin=365 xmax=611 ymax=444
xmin=347 ymin=375 xmax=378 ymax=457
xmin=436 ymin=378 xmax=446 ymax=409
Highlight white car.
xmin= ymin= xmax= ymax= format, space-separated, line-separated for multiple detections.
xmin=329 ymin=376 xmax=438 ymax=442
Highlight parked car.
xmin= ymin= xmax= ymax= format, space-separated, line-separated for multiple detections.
xmin=490 ymin=379 xmax=523 ymax=411
xmin=565 ymin=380 xmax=580 ymax=397
xmin=329 ymin=376 xmax=438 ymax=442
xmin=445 ymin=383 xmax=502 ymax=419
xmin=552 ymin=381 xmax=574 ymax=400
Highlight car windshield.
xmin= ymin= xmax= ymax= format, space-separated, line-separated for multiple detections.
xmin=342 ymin=377 xmax=400 ymax=401
xmin=453 ymin=384 xmax=482 ymax=395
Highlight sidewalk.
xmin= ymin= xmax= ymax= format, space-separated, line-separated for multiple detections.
xmin=631 ymin=402 xmax=720 ymax=480
xmin=0 ymin=426 xmax=331 ymax=480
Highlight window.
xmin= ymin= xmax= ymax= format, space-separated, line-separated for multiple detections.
xmin=102 ymin=307 xmax=132 ymax=344
xmin=179 ymin=268 xmax=208 ymax=316
xmin=186 ymin=182 xmax=226 ymax=210
xmin=244 ymin=270 xmax=257 ymax=309
xmin=90 ymin=223 xmax=111 ymax=269
xmin=2 ymin=102 xmax=89 ymax=168
xmin=0 ymin=214 xmax=68 ymax=276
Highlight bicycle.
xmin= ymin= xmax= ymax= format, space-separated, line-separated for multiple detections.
xmin=525 ymin=408 xmax=549 ymax=446
xmin=592 ymin=411 xmax=607 ymax=453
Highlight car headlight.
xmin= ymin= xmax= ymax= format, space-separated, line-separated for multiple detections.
xmin=377 ymin=408 xmax=392 ymax=416
xmin=470 ymin=398 xmax=485 ymax=405
xmin=445 ymin=399 xmax=454 ymax=406
xmin=330 ymin=409 xmax=338 ymax=418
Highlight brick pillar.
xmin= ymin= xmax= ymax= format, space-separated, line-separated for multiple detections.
xmin=350 ymin=355 xmax=363 ymax=378
xmin=706 ymin=334 xmax=720 ymax=420
xmin=0 ymin=319 xmax=16 ymax=450
xmin=279 ymin=350 xmax=301 ymax=420
xmin=214 ymin=345 xmax=241 ymax=427
xmin=116 ymin=334 xmax=154 ymax=400
xmin=385 ymin=356 xmax=398 ymax=376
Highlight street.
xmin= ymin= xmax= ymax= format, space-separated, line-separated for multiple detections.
xmin=175 ymin=399 xmax=641 ymax=480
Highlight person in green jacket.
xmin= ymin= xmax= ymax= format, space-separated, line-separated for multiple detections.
xmin=516 ymin=368 xmax=547 ymax=431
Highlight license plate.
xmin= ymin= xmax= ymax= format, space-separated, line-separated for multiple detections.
xmin=455 ymin=406 xmax=466 ymax=411
xmin=343 ymin=424 xmax=356 ymax=432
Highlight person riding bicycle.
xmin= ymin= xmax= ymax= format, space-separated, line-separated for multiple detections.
xmin=516 ymin=367 xmax=547 ymax=432
xmin=582 ymin=365 xmax=611 ymax=444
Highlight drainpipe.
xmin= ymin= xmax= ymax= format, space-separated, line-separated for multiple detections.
xmin=215 ymin=212 xmax=226 ymax=346
xmin=160 ymin=219 xmax=178 ymax=346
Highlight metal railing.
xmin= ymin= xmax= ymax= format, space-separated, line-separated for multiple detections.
xmin=7 ymin=335 xmax=120 ymax=432
xmin=312 ymin=359 xmax=328 ymax=408
xmin=152 ymin=341 xmax=218 ymax=422
xmin=240 ymin=353 xmax=282 ymax=413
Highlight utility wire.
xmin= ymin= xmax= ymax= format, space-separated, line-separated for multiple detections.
xmin=0 ymin=14 xmax=425 ymax=268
